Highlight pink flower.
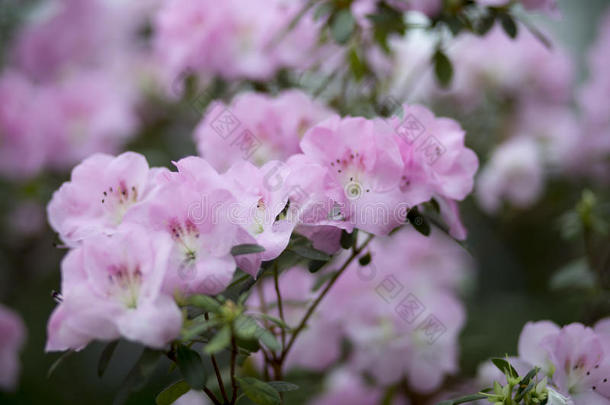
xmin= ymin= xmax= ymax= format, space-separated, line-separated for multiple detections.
xmin=0 ymin=305 xmax=26 ymax=391
xmin=327 ymin=260 xmax=465 ymax=392
xmin=35 ymin=71 xmax=138 ymax=170
xmin=153 ymin=0 xmax=319 ymax=82
xmin=516 ymin=320 xmax=610 ymax=404
xmin=222 ymin=160 xmax=294 ymax=261
xmin=11 ymin=0 xmax=110 ymax=82
xmin=47 ymin=152 xmax=164 ymax=246
xmin=476 ymin=137 xmax=544 ymax=213
xmin=46 ymin=226 xmax=182 ymax=351
xmin=0 ymin=71 xmax=45 ymax=179
xmin=434 ymin=26 xmax=573 ymax=108
xmin=194 ymin=90 xmax=332 ymax=172
xmin=11 ymin=0 xmax=153 ymax=82
xmin=309 ymin=369 xmax=387 ymax=405
xmin=576 ymin=10 xmax=610 ymax=183
xmin=286 ymin=115 xmax=406 ymax=235
xmin=124 ymin=157 xmax=260 ymax=293
xmin=390 ymin=104 xmax=478 ymax=239
xmin=392 ymin=104 xmax=479 ymax=202
xmin=313 ymin=229 xmax=469 ymax=393
xmin=247 ymin=267 xmax=343 ymax=372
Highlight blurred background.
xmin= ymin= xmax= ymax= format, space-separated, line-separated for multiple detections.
xmin=1 ymin=0 xmax=609 ymax=404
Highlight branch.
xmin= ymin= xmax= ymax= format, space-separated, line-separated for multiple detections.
xmin=280 ymin=233 xmax=375 ymax=362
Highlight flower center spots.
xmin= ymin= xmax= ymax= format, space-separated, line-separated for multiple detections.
xmin=168 ymin=218 xmax=200 ymax=263
xmin=107 ymin=264 xmax=142 ymax=309
xmin=250 ymin=198 xmax=266 ymax=235
xmin=101 ymin=181 xmax=139 ymax=224
xmin=329 ymin=150 xmax=371 ymax=199
xmin=399 ymin=175 xmax=411 ymax=193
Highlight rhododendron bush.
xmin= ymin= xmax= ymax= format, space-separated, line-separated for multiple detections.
xmin=0 ymin=0 xmax=609 ymax=405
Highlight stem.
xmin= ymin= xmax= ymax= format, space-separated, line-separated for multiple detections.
xmin=273 ymin=262 xmax=287 ymax=350
xmin=203 ymin=387 xmax=222 ymax=405
xmin=270 ymin=0 xmax=315 ymax=46
xmin=280 ymin=233 xmax=374 ymax=362
xmin=205 ymin=313 xmax=229 ymax=404
xmin=230 ymin=335 xmax=238 ymax=405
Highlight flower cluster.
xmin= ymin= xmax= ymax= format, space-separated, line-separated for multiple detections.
xmin=472 ymin=319 xmax=610 ymax=405
xmin=45 ymin=102 xmax=477 ymax=355
xmin=388 ymin=20 xmax=578 ymax=213
xmin=0 ymin=0 xmax=148 ymax=179
xmin=249 ymin=227 xmax=473 ymax=398
xmin=153 ymin=0 xmax=320 ymax=83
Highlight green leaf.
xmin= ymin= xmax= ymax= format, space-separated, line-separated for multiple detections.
xmin=340 ymin=229 xmax=357 ymax=249
xmin=267 ymin=381 xmax=299 ymax=392
xmin=313 ymin=2 xmax=334 ymax=21
xmin=176 ymin=345 xmax=206 ymax=390
xmin=237 ymin=377 xmax=281 ymax=405
xmin=114 ymin=349 xmax=161 ymax=405
xmin=407 ymin=207 xmax=431 ymax=236
xmin=205 ymin=325 xmax=232 ymax=354
xmin=499 ymin=13 xmax=518 ymax=39
xmin=312 ymin=271 xmax=338 ymax=292
xmin=47 ymin=350 xmax=74 ymax=379
xmin=358 ymin=252 xmax=371 ymax=266
xmin=433 ymin=49 xmax=453 ymax=88
xmin=188 ymin=295 xmax=222 ymax=313
xmin=182 ymin=319 xmax=219 ymax=341
xmin=476 ymin=13 xmax=496 ymax=36
xmin=231 ymin=244 xmax=266 ymax=256
xmin=255 ymin=314 xmax=291 ymax=331
xmin=289 ymin=245 xmax=331 ymax=262
xmin=330 ymin=9 xmax=355 ymax=45
xmin=156 ymin=380 xmax=190 ymax=405
xmin=514 ymin=380 xmax=535 ymax=402
xmin=348 ymin=47 xmax=366 ymax=81
xmin=550 ymin=259 xmax=596 ymax=290
xmin=435 ymin=393 xmax=489 ymax=404
xmin=236 ymin=316 xmax=281 ymax=351
xmin=235 ymin=336 xmax=260 ymax=353
xmin=257 ymin=326 xmax=282 ymax=352
xmin=491 ymin=358 xmax=518 ymax=378
xmin=308 ymin=259 xmax=327 ymax=273
xmin=98 ymin=341 xmax=119 ymax=377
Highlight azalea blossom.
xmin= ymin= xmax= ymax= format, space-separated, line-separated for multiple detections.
xmin=47 ymin=152 xmax=165 ymax=246
xmin=389 ymin=104 xmax=478 ymax=238
xmin=286 ymin=115 xmax=406 ymax=235
xmin=123 ymin=157 xmax=254 ymax=295
xmin=153 ymin=0 xmax=319 ymax=83
xmin=476 ymin=137 xmax=544 ymax=213
xmin=222 ymin=160 xmax=295 ymax=261
xmin=515 ymin=320 xmax=610 ymax=404
xmin=0 ymin=305 xmax=26 ymax=391
xmin=194 ymin=90 xmax=332 ymax=172
xmin=46 ymin=226 xmax=182 ymax=351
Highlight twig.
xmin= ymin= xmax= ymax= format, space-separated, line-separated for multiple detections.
xmin=273 ymin=262 xmax=287 ymax=349
xmin=230 ymin=335 xmax=238 ymax=405
xmin=203 ymin=387 xmax=221 ymax=405
xmin=205 ymin=314 xmax=229 ymax=404
xmin=280 ymin=233 xmax=375 ymax=362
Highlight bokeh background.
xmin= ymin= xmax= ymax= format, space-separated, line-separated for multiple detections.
xmin=1 ymin=0 xmax=609 ymax=404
